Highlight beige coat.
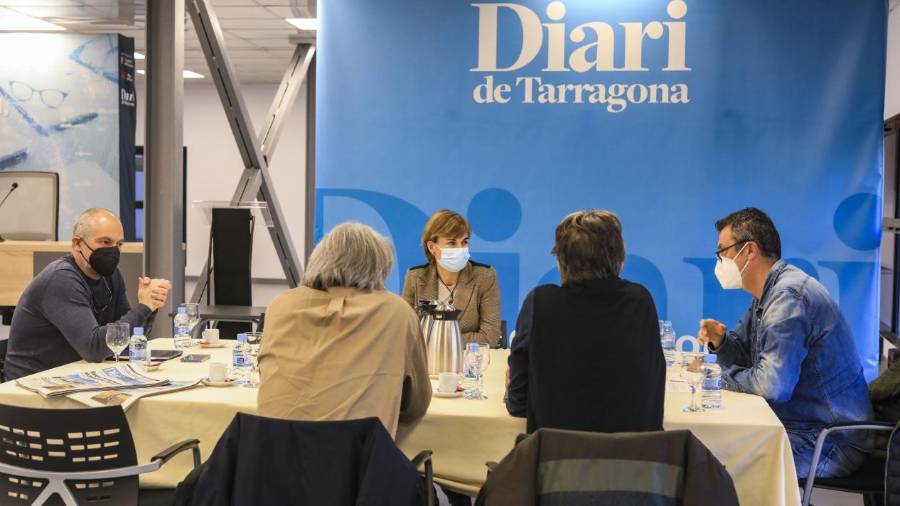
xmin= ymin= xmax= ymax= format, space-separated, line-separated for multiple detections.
xmin=401 ymin=261 xmax=502 ymax=345
xmin=257 ymin=285 xmax=431 ymax=438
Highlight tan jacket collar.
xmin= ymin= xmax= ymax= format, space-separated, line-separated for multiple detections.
xmin=417 ymin=262 xmax=475 ymax=313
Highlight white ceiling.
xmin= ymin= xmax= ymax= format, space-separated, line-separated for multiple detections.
xmin=0 ymin=0 xmax=315 ymax=84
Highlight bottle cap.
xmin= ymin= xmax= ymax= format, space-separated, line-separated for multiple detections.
xmin=134 ymin=327 xmax=144 ymax=335
xmin=703 ymin=354 xmax=718 ymax=363
xmin=467 ymin=342 xmax=479 ymax=353
xmin=177 ymin=307 xmax=187 ymax=313
xmin=237 ymin=333 xmax=246 ymax=342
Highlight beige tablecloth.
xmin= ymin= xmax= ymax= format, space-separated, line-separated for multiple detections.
xmin=0 ymin=343 xmax=799 ymax=505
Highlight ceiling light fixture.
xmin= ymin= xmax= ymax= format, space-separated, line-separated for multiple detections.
xmin=135 ymin=69 xmax=205 ymax=80
xmin=285 ymin=18 xmax=317 ymax=31
xmin=0 ymin=7 xmax=65 ymax=31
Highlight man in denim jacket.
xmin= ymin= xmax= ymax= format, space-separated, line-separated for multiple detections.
xmin=698 ymin=208 xmax=872 ymax=479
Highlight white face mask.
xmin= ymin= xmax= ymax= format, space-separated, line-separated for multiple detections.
xmin=437 ymin=246 xmax=470 ymax=273
xmin=714 ymin=242 xmax=750 ymax=289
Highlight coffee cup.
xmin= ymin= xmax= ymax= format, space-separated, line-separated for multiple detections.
xmin=209 ymin=362 xmax=228 ymax=382
xmin=438 ymin=372 xmax=459 ymax=393
xmin=202 ymin=328 xmax=220 ymax=344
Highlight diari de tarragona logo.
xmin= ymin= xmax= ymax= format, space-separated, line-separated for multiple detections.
xmin=470 ymin=0 xmax=691 ymax=112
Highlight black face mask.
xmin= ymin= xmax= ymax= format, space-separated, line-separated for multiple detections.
xmin=79 ymin=242 xmax=120 ymax=277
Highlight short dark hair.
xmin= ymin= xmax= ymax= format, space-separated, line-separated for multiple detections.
xmin=715 ymin=208 xmax=781 ymax=260
xmin=552 ymin=210 xmax=625 ymax=284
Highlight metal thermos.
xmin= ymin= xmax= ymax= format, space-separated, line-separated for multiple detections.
xmin=416 ymin=300 xmax=439 ymax=343
xmin=424 ymin=303 xmax=464 ymax=375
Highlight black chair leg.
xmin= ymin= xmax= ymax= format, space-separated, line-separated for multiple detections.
xmin=863 ymin=493 xmax=883 ymax=506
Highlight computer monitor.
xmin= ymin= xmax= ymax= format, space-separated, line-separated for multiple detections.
xmin=0 ymin=171 xmax=59 ymax=241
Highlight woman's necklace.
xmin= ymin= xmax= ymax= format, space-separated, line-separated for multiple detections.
xmin=438 ymin=275 xmax=456 ymax=305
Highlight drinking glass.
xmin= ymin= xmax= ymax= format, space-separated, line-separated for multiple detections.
xmin=106 ymin=323 xmax=130 ymax=365
xmin=477 ymin=342 xmax=492 ymax=399
xmin=464 ymin=344 xmax=485 ymax=400
xmin=184 ymin=302 xmax=201 ymax=336
xmin=681 ymin=353 xmax=705 ymax=412
xmin=243 ymin=332 xmax=263 ymax=389
xmin=245 ymin=332 xmax=263 ymax=357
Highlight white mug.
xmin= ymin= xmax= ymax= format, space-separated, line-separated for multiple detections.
xmin=209 ymin=362 xmax=228 ymax=382
xmin=202 ymin=328 xmax=220 ymax=344
xmin=438 ymin=372 xmax=458 ymax=393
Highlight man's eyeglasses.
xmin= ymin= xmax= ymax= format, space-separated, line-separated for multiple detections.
xmin=715 ymin=240 xmax=748 ymax=262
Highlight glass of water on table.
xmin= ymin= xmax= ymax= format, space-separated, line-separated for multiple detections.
xmin=105 ymin=323 xmax=130 ymax=365
xmin=244 ymin=332 xmax=263 ymax=388
xmin=680 ymin=353 xmax=705 ymax=412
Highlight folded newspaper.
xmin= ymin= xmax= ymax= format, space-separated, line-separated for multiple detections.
xmin=17 ymin=364 xmax=170 ymax=399
xmin=66 ymin=380 xmax=202 ymax=411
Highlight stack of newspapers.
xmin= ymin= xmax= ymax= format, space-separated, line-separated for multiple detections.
xmin=17 ymin=364 xmax=200 ymax=411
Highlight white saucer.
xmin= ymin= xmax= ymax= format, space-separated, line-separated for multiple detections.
xmin=434 ymin=390 xmax=463 ymax=398
xmin=201 ymin=377 xmax=236 ymax=387
xmin=199 ymin=341 xmax=226 ymax=348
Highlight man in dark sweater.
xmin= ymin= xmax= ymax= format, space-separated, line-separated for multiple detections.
xmin=5 ymin=208 xmax=171 ymax=380
xmin=506 ymin=210 xmax=665 ymax=434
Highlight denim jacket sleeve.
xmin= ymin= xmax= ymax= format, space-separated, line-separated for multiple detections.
xmin=721 ymin=289 xmax=811 ymax=403
xmin=715 ymin=307 xmax=753 ymax=368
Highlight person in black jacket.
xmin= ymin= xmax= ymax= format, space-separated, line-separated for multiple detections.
xmin=505 ymin=209 xmax=666 ymax=434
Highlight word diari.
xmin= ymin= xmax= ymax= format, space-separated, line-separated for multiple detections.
xmin=470 ymin=0 xmax=691 ymax=112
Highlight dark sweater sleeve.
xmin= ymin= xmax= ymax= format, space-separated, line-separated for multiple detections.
xmin=113 ymin=274 xmax=156 ymax=334
xmin=41 ymin=270 xmax=153 ymax=363
xmin=640 ymin=287 xmax=666 ymax=430
xmin=506 ymin=290 xmax=535 ymax=417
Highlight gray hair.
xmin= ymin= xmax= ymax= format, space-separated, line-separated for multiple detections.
xmin=72 ymin=208 xmax=117 ymax=239
xmin=302 ymin=222 xmax=395 ymax=291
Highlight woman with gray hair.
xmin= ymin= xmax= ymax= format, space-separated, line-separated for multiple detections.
xmin=257 ymin=222 xmax=431 ymax=437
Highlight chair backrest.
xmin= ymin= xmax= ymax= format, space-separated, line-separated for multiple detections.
xmin=477 ymin=428 xmax=738 ymax=506
xmin=0 ymin=404 xmax=138 ymax=505
xmin=0 ymin=172 xmax=58 ymax=241
xmin=176 ymin=414 xmax=423 ymax=506
xmin=886 ymin=423 xmax=900 ymax=506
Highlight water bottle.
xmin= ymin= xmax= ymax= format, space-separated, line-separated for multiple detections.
xmin=173 ymin=306 xmax=192 ymax=350
xmin=463 ymin=343 xmax=483 ymax=399
xmin=129 ymin=327 xmax=148 ymax=367
xmin=660 ymin=321 xmax=676 ymax=367
xmin=232 ymin=333 xmax=250 ymax=384
xmin=701 ymin=354 xmax=722 ymax=409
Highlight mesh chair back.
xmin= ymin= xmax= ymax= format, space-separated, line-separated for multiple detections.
xmin=0 ymin=404 xmax=138 ymax=505
xmin=887 ymin=424 xmax=900 ymax=506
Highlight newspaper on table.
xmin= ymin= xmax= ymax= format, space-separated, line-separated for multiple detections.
xmin=17 ymin=364 xmax=170 ymax=399
xmin=66 ymin=380 xmax=202 ymax=411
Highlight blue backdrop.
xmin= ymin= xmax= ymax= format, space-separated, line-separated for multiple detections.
xmin=316 ymin=0 xmax=887 ymax=380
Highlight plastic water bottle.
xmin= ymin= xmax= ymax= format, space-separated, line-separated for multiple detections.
xmin=129 ymin=327 xmax=148 ymax=367
xmin=463 ymin=343 xmax=483 ymax=399
xmin=232 ymin=333 xmax=250 ymax=384
xmin=173 ymin=306 xmax=191 ymax=350
xmin=701 ymin=354 xmax=722 ymax=409
xmin=660 ymin=321 xmax=676 ymax=367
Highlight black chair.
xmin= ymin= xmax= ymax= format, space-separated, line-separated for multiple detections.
xmin=0 ymin=404 xmax=199 ymax=506
xmin=477 ymin=428 xmax=739 ymax=506
xmin=174 ymin=414 xmax=434 ymax=506
xmin=491 ymin=320 xmax=508 ymax=349
xmin=798 ymin=421 xmax=898 ymax=506
xmin=0 ymin=338 xmax=7 ymax=382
